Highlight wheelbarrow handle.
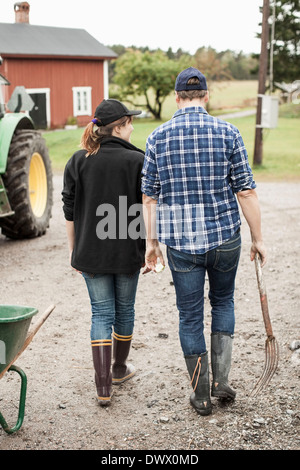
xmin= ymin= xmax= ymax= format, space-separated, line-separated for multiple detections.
xmin=254 ymin=254 xmax=274 ymax=339
xmin=0 ymin=365 xmax=27 ymax=434
xmin=0 ymin=304 xmax=55 ymax=380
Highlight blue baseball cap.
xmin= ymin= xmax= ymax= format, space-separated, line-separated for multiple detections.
xmin=175 ymin=67 xmax=207 ymax=91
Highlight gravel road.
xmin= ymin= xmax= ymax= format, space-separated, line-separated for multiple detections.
xmin=0 ymin=173 xmax=299 ymax=451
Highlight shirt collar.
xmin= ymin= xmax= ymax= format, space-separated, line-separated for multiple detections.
xmin=172 ymin=106 xmax=208 ymax=119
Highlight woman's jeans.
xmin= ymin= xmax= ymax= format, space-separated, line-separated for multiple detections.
xmin=81 ymin=271 xmax=140 ymax=341
xmin=167 ymin=230 xmax=241 ymax=356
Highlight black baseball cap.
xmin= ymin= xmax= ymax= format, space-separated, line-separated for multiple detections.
xmin=94 ymin=99 xmax=142 ymax=126
xmin=175 ymin=67 xmax=207 ymax=91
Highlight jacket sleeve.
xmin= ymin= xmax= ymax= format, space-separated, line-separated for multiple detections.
xmin=62 ymin=157 xmax=76 ymax=221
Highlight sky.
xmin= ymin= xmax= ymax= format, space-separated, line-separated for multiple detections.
xmin=1 ymin=0 xmax=264 ymax=55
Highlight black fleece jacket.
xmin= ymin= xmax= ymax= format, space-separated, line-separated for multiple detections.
xmin=62 ymin=137 xmax=145 ymax=274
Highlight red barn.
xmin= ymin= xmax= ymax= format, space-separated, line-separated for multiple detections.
xmin=0 ymin=2 xmax=117 ymax=129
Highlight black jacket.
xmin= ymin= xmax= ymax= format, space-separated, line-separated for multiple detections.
xmin=62 ymin=137 xmax=145 ymax=274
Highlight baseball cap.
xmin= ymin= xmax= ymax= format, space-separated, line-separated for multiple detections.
xmin=175 ymin=67 xmax=207 ymax=91
xmin=94 ymin=99 xmax=142 ymax=126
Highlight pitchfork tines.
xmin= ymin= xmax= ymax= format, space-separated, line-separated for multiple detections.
xmin=250 ymin=255 xmax=279 ymax=397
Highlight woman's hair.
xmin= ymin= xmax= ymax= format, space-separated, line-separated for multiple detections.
xmin=177 ymin=77 xmax=208 ymax=101
xmin=80 ymin=115 xmax=131 ymax=157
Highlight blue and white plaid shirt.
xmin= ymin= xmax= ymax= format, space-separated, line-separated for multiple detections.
xmin=141 ymin=106 xmax=256 ymax=254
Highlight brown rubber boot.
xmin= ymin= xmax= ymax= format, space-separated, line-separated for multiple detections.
xmin=112 ymin=332 xmax=135 ymax=384
xmin=91 ymin=339 xmax=113 ymax=405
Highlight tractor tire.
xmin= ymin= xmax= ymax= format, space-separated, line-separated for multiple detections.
xmin=0 ymin=129 xmax=53 ymax=239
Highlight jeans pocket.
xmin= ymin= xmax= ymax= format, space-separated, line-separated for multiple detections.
xmin=213 ymin=240 xmax=241 ymax=272
xmin=167 ymin=246 xmax=196 ymax=272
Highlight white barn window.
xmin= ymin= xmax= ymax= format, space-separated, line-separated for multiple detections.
xmin=72 ymin=86 xmax=92 ymax=116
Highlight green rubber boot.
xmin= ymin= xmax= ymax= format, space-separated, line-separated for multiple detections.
xmin=185 ymin=351 xmax=212 ymax=416
xmin=211 ymin=332 xmax=236 ymax=400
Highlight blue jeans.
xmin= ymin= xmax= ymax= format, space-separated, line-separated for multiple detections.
xmin=81 ymin=271 xmax=140 ymax=341
xmin=167 ymin=230 xmax=241 ymax=356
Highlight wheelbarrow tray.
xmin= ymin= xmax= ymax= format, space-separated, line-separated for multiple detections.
xmin=0 ymin=305 xmax=38 ymax=376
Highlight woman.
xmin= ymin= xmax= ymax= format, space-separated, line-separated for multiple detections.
xmin=62 ymin=99 xmax=145 ymax=406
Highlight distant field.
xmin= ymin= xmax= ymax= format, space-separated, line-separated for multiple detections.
xmin=44 ymin=81 xmax=300 ymax=181
xmin=209 ymin=80 xmax=258 ymax=111
xmin=129 ymin=80 xmax=259 ymax=121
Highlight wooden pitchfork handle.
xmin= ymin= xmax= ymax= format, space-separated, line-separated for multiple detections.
xmin=254 ymin=255 xmax=274 ymax=340
xmin=0 ymin=304 xmax=55 ymax=380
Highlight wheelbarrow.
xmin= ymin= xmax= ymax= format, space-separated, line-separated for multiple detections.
xmin=0 ymin=304 xmax=55 ymax=434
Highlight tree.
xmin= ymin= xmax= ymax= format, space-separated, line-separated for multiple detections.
xmin=111 ymin=49 xmax=187 ymax=119
xmin=192 ymin=47 xmax=233 ymax=112
xmin=271 ymin=0 xmax=300 ymax=83
xmin=220 ymin=50 xmax=259 ymax=80
xmin=194 ymin=47 xmax=232 ymax=83
xmin=254 ymin=0 xmax=300 ymax=84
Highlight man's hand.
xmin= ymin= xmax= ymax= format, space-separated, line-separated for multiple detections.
xmin=250 ymin=240 xmax=267 ymax=267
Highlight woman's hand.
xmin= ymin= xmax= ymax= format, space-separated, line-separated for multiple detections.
xmin=142 ymin=242 xmax=165 ymax=274
xmin=69 ymin=250 xmax=82 ymax=274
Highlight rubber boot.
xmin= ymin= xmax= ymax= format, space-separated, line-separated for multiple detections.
xmin=112 ymin=332 xmax=135 ymax=384
xmin=211 ymin=332 xmax=236 ymax=400
xmin=185 ymin=351 xmax=212 ymax=416
xmin=91 ymin=339 xmax=113 ymax=405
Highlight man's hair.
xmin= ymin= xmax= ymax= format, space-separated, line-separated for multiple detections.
xmin=177 ymin=77 xmax=208 ymax=101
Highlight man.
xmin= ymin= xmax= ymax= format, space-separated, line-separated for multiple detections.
xmin=142 ymin=67 xmax=266 ymax=416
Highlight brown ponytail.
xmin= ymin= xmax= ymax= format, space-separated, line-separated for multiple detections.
xmin=80 ymin=116 xmax=131 ymax=157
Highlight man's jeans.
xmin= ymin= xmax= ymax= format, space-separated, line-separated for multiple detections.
xmin=167 ymin=230 xmax=241 ymax=356
xmin=82 ymin=271 xmax=140 ymax=341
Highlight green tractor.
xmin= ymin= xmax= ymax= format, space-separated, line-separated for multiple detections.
xmin=0 ymin=73 xmax=53 ymax=239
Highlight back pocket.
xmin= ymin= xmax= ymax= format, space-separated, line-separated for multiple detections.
xmin=167 ymin=246 xmax=196 ymax=272
xmin=213 ymin=238 xmax=241 ymax=272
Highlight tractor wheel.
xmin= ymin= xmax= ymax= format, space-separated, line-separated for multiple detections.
xmin=0 ymin=129 xmax=53 ymax=239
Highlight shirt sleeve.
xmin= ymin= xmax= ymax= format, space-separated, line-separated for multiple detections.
xmin=62 ymin=157 xmax=76 ymax=221
xmin=230 ymin=131 xmax=256 ymax=193
xmin=141 ymin=134 xmax=161 ymax=200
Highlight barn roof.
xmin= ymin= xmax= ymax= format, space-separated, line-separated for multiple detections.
xmin=0 ymin=23 xmax=117 ymax=59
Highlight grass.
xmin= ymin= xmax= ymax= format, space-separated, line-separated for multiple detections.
xmin=44 ymin=81 xmax=300 ymax=181
xmin=45 ymin=115 xmax=300 ymax=181
xmin=43 ymin=127 xmax=83 ymax=170
xmin=225 ymin=114 xmax=300 ymax=181
xmin=43 ymin=120 xmax=160 ymax=171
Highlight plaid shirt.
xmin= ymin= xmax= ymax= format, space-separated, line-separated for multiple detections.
xmin=141 ymin=106 xmax=256 ymax=254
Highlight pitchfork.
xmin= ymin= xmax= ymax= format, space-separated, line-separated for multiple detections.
xmin=250 ymin=254 xmax=279 ymax=397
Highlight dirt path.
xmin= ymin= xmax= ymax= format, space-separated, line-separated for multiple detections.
xmin=0 ymin=173 xmax=299 ymax=451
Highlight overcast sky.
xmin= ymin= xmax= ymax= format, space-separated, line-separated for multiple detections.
xmin=1 ymin=0 xmax=264 ymax=55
